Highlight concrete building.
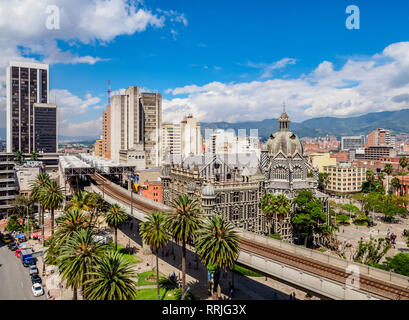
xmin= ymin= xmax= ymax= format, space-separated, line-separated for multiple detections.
xmin=162 ymin=122 xmax=182 ymax=159
xmin=162 ymin=109 xmax=329 ymax=241
xmin=367 ymin=128 xmax=395 ymax=148
xmin=118 ymin=143 xmax=146 ymax=169
xmin=364 ymin=146 xmax=396 ymax=161
xmin=180 ymin=115 xmax=202 ymax=157
xmin=6 ymin=62 xmax=49 ymax=153
xmin=309 ymin=152 xmax=337 ymax=172
xmin=141 ymin=180 xmax=162 ymax=203
xmin=323 ymin=163 xmax=366 ymax=197
xmin=33 ymin=103 xmax=57 ymax=153
xmin=110 ymin=87 xmax=161 ymax=168
xmin=341 ymin=135 xmax=365 ymax=151
xmin=15 ymin=161 xmax=43 ymax=198
xmin=0 ymin=153 xmax=18 ymax=216
xmin=102 ymin=105 xmax=111 ymax=159
xmin=94 ymin=139 xmax=103 ymax=157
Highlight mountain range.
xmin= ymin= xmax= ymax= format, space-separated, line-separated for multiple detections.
xmin=200 ymin=108 xmax=409 ymax=141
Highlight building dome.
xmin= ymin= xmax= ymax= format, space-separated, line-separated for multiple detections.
xmin=201 ymin=185 xmax=215 ymax=197
xmin=265 ymin=106 xmax=303 ymax=156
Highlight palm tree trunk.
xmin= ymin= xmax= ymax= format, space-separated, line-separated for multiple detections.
xmin=73 ymin=287 xmax=77 ymax=300
xmin=304 ymin=235 xmax=308 ymax=247
xmin=181 ymin=240 xmax=186 ymax=296
xmin=51 ymin=208 xmax=55 ymax=236
xmin=114 ymin=227 xmax=118 ymax=251
xmin=156 ymin=248 xmax=160 ymax=300
xmin=212 ymin=269 xmax=219 ymax=300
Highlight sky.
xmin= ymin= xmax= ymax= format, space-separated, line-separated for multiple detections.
xmin=1 ymin=0 xmax=409 ymax=137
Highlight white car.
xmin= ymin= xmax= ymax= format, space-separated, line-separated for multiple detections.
xmin=32 ymin=283 xmax=44 ymax=297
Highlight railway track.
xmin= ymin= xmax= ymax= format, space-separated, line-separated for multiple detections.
xmin=90 ymin=173 xmax=409 ymax=300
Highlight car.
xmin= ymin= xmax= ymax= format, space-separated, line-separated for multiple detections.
xmin=29 ymin=265 xmax=39 ymax=275
xmin=23 ymin=258 xmax=36 ymax=267
xmin=8 ymin=243 xmax=18 ymax=251
xmin=31 ymin=274 xmax=42 ymax=284
xmin=31 ymin=283 xmax=44 ymax=297
xmin=15 ymin=248 xmax=22 ymax=258
xmin=3 ymin=235 xmax=12 ymax=244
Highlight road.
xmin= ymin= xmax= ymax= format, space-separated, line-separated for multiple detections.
xmin=0 ymin=241 xmax=46 ymax=300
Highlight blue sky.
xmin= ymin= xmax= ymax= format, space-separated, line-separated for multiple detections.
xmin=2 ymin=0 xmax=409 ymax=136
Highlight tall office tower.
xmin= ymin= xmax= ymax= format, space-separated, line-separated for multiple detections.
xmin=6 ymin=61 xmax=49 ymax=153
xmin=180 ymin=115 xmax=202 ymax=157
xmin=102 ymin=105 xmax=111 ymax=159
xmin=162 ymin=122 xmax=182 ymax=159
xmin=110 ymin=87 xmax=162 ymax=168
xmin=33 ymin=103 xmax=57 ymax=153
xmin=367 ymin=128 xmax=393 ymax=147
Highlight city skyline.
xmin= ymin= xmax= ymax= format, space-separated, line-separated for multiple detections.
xmin=2 ymin=1 xmax=409 ymax=137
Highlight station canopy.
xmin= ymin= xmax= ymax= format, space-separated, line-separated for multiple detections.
xmin=78 ymin=153 xmax=135 ymax=175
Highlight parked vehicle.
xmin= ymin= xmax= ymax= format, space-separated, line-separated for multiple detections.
xmin=29 ymin=265 xmax=39 ymax=276
xmin=3 ymin=234 xmax=13 ymax=244
xmin=31 ymin=274 xmax=42 ymax=284
xmin=23 ymin=257 xmax=36 ymax=267
xmin=9 ymin=243 xmax=18 ymax=251
xmin=31 ymin=283 xmax=44 ymax=297
xmin=15 ymin=248 xmax=22 ymax=258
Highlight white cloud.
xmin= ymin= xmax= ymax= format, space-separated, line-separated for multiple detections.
xmin=51 ymin=89 xmax=101 ymax=115
xmin=60 ymin=118 xmax=102 ymax=137
xmin=246 ymin=58 xmax=297 ymax=78
xmin=163 ymin=42 xmax=409 ymax=123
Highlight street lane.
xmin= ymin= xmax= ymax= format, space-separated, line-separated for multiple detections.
xmin=0 ymin=241 xmax=45 ymax=300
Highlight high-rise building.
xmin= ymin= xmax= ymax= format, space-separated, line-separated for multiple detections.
xmin=367 ymin=128 xmax=395 ymax=148
xmin=6 ymin=61 xmax=49 ymax=153
xmin=33 ymin=103 xmax=57 ymax=153
xmin=324 ymin=163 xmax=366 ymax=196
xmin=110 ymin=87 xmax=162 ymax=168
xmin=102 ymin=105 xmax=111 ymax=159
xmin=341 ymin=135 xmax=365 ymax=151
xmin=162 ymin=115 xmax=203 ymax=160
xmin=94 ymin=139 xmax=103 ymax=157
xmin=180 ymin=115 xmax=202 ymax=157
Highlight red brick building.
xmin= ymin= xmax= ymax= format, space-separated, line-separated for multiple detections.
xmin=141 ymin=180 xmax=162 ymax=203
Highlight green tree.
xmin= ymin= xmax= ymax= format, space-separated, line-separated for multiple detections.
xmin=40 ymin=180 xmax=64 ymax=236
xmin=336 ymin=213 xmax=350 ymax=225
xmin=165 ymin=194 xmax=202 ymax=297
xmin=57 ymin=229 xmax=106 ymax=300
xmin=65 ymin=190 xmax=94 ymax=213
xmin=353 ymin=237 xmax=390 ymax=266
xmin=391 ymin=177 xmax=401 ymax=196
xmin=384 ymin=163 xmax=393 ymax=176
xmin=399 ymin=156 xmax=408 ymax=173
xmin=377 ymin=172 xmax=385 ymax=187
xmin=105 ymin=203 xmax=128 ymax=251
xmin=15 ymin=150 xmax=24 ymax=165
xmin=84 ymin=251 xmax=138 ymax=300
xmin=30 ymin=150 xmax=38 ymax=161
xmin=54 ymin=208 xmax=91 ymax=248
xmin=261 ymin=193 xmax=291 ymax=235
xmin=366 ymin=170 xmax=375 ymax=192
xmin=383 ymin=253 xmax=409 ymax=277
xmin=318 ymin=172 xmax=329 ymax=191
xmin=195 ymin=214 xmax=240 ymax=300
xmin=292 ymin=190 xmax=326 ymax=247
xmin=342 ymin=204 xmax=359 ymax=217
xmin=139 ymin=211 xmax=170 ymax=300
xmin=29 ymin=172 xmax=51 ymax=243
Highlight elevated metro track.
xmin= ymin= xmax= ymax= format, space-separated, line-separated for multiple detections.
xmin=90 ymin=173 xmax=409 ymax=300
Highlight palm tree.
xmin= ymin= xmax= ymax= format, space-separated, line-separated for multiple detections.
xmin=139 ymin=211 xmax=170 ymax=299
xmin=378 ymin=172 xmax=385 ymax=187
xmin=15 ymin=150 xmax=24 ymax=165
xmin=54 ymin=208 xmax=91 ymax=247
xmin=165 ymin=194 xmax=202 ymax=297
xmin=261 ymin=193 xmax=291 ymax=235
xmin=57 ymin=228 xmax=106 ymax=300
xmin=366 ymin=170 xmax=375 ymax=192
xmin=195 ymin=214 xmax=240 ymax=300
xmin=86 ymin=192 xmax=110 ymax=227
xmin=40 ymin=180 xmax=64 ymax=236
xmin=29 ymin=172 xmax=50 ymax=243
xmin=30 ymin=150 xmax=38 ymax=161
xmin=399 ymin=156 xmax=408 ymax=173
xmin=84 ymin=251 xmax=138 ymax=300
xmin=105 ymin=203 xmax=128 ymax=251
xmin=65 ymin=190 xmax=94 ymax=213
xmin=384 ymin=163 xmax=393 ymax=176
xmin=391 ymin=177 xmax=401 ymax=196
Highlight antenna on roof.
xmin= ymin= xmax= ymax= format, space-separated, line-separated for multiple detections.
xmin=108 ymin=80 xmax=111 ymax=105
